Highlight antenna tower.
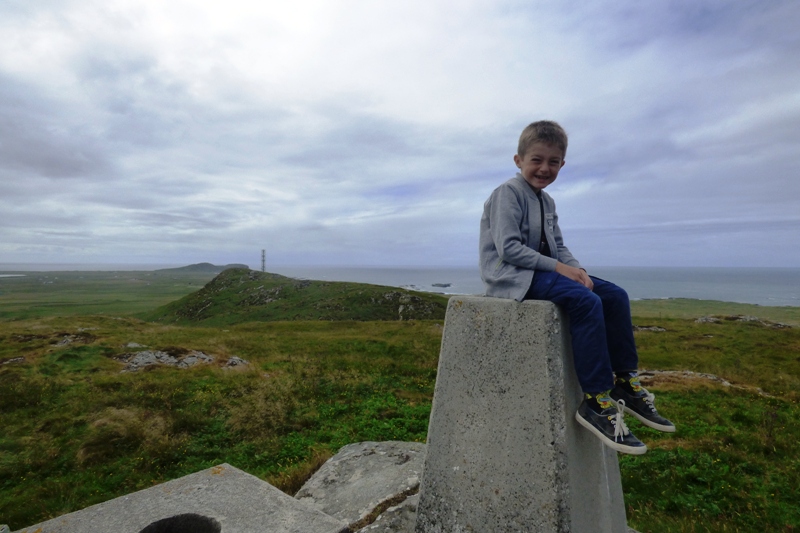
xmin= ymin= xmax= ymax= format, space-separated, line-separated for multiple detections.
xmin=261 ymin=249 xmax=266 ymax=272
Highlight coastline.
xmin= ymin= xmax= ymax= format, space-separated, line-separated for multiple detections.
xmin=2 ymin=264 xmax=799 ymax=308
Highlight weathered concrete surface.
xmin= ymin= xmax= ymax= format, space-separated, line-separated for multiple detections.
xmin=296 ymin=441 xmax=425 ymax=530
xmin=14 ymin=464 xmax=347 ymax=533
xmin=415 ymin=296 xmax=627 ymax=533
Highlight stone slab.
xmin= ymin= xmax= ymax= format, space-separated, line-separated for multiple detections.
xmin=415 ymin=296 xmax=627 ymax=533
xmin=15 ymin=464 xmax=347 ymax=533
xmin=296 ymin=441 xmax=425 ymax=529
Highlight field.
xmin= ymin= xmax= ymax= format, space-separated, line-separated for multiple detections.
xmin=1 ymin=270 xmax=799 ymax=532
xmin=0 ymin=270 xmax=219 ymax=320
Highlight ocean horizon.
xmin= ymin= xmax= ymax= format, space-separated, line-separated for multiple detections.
xmin=2 ymin=263 xmax=799 ymax=308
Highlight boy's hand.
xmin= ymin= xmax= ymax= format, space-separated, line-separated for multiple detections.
xmin=555 ymin=263 xmax=594 ymax=290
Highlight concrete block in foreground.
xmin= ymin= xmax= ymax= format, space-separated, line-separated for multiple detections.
xmin=15 ymin=464 xmax=347 ymax=533
xmin=416 ymin=296 xmax=627 ymax=533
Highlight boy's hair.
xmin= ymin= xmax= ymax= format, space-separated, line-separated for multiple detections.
xmin=517 ymin=120 xmax=568 ymax=158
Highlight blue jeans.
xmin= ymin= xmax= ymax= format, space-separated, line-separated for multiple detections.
xmin=525 ymin=271 xmax=638 ymax=394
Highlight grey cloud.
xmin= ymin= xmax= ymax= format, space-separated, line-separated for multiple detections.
xmin=74 ymin=51 xmax=193 ymax=148
xmin=551 ymin=0 xmax=796 ymax=53
xmin=0 ymin=74 xmax=113 ymax=179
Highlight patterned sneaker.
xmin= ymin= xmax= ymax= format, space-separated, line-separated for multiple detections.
xmin=575 ymin=394 xmax=647 ymax=455
xmin=610 ymin=378 xmax=676 ymax=433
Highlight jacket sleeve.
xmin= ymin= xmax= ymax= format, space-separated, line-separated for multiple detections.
xmin=486 ymin=185 xmax=559 ymax=272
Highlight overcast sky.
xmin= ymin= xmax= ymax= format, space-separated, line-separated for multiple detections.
xmin=2 ymin=0 xmax=798 ymax=269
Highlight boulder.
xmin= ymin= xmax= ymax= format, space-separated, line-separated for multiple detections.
xmin=295 ymin=441 xmax=425 ymax=530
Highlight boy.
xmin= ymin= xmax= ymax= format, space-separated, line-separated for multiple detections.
xmin=479 ymin=120 xmax=675 ymax=455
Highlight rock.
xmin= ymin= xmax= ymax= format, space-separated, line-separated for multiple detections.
xmin=633 ymin=325 xmax=666 ymax=332
xmin=695 ymin=315 xmax=791 ymax=328
xmin=125 ymin=342 xmax=146 ymax=348
xmin=223 ymin=356 xmax=250 ymax=369
xmin=117 ymin=350 xmax=177 ymax=371
xmin=116 ymin=350 xmax=215 ymax=372
xmin=295 ymin=441 xmax=425 ymax=530
xmin=355 ymin=494 xmax=419 ymax=533
xmin=56 ymin=336 xmax=72 ymax=346
xmin=177 ymin=350 xmax=214 ymax=368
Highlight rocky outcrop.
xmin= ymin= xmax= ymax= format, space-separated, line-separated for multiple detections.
xmin=115 ymin=350 xmax=215 ymax=372
xmin=695 ymin=315 xmax=792 ymax=328
xmin=114 ymin=350 xmax=249 ymax=372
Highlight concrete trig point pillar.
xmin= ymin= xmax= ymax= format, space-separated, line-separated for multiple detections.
xmin=416 ymin=296 xmax=628 ymax=533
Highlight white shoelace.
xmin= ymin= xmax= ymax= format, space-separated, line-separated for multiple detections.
xmin=611 ymin=399 xmax=631 ymax=442
xmin=641 ymin=387 xmax=658 ymax=413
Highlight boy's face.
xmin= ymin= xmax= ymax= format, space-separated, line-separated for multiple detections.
xmin=513 ymin=142 xmax=565 ymax=191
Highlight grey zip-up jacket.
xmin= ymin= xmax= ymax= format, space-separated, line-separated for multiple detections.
xmin=479 ymin=173 xmax=582 ymax=301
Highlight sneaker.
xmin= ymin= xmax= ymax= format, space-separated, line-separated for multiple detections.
xmin=611 ymin=381 xmax=676 ymax=433
xmin=575 ymin=396 xmax=647 ymax=455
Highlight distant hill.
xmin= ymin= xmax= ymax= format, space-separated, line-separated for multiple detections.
xmin=140 ymin=268 xmax=449 ymax=325
xmin=155 ymin=262 xmax=250 ymax=273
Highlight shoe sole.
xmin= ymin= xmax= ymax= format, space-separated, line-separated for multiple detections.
xmin=574 ymin=411 xmax=647 ymax=455
xmin=614 ymin=401 xmax=677 ymax=433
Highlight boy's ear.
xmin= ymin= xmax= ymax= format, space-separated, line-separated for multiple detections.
xmin=560 ymin=159 xmax=566 ymax=168
xmin=513 ymin=154 xmax=522 ymax=168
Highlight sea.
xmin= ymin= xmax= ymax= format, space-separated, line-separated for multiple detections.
xmin=1 ymin=264 xmax=799 ymax=307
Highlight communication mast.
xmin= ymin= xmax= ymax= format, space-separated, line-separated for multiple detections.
xmin=261 ymin=249 xmax=266 ymax=272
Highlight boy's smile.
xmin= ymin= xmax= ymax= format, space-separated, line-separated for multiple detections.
xmin=513 ymin=141 xmax=565 ymax=191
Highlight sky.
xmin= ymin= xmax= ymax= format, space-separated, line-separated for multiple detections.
xmin=1 ymin=0 xmax=799 ymax=269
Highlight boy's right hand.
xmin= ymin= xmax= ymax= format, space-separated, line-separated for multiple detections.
xmin=555 ymin=263 xmax=594 ymax=291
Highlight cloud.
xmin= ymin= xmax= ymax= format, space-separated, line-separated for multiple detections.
xmin=0 ymin=75 xmax=113 ymax=179
xmin=0 ymin=0 xmax=798 ymax=267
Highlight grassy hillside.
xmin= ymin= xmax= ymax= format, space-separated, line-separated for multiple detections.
xmin=139 ymin=268 xmax=449 ymax=325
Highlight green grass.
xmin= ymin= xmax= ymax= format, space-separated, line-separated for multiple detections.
xmin=0 ymin=316 xmax=442 ymax=528
xmin=0 ymin=270 xmax=218 ymax=320
xmin=623 ymin=313 xmax=800 ymax=532
xmin=1 ymin=273 xmax=799 ymax=531
xmin=621 ymin=391 xmax=800 ymax=533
